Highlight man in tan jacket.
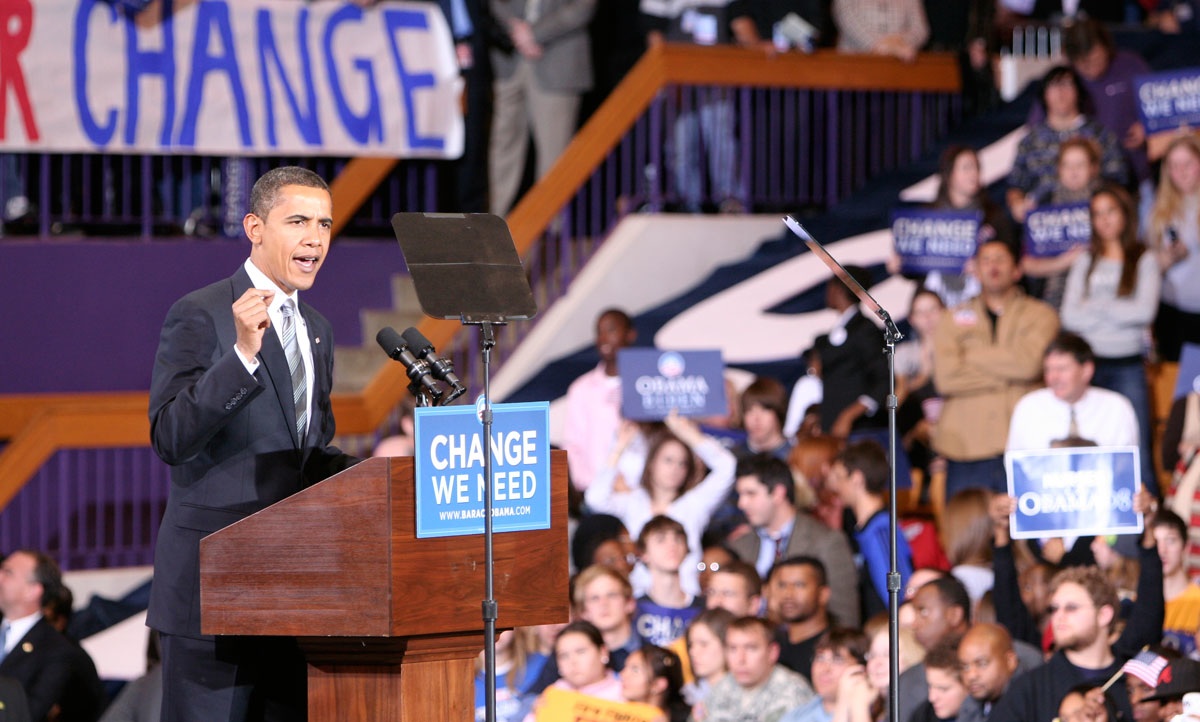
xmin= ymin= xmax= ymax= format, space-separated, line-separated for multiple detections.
xmin=932 ymin=239 xmax=1059 ymax=498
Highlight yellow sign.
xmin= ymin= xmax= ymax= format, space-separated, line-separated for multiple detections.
xmin=535 ymin=687 xmax=665 ymax=722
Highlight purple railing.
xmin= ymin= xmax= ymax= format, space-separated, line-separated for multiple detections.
xmin=0 ymin=447 xmax=170 ymax=571
xmin=0 ymin=153 xmax=440 ymax=240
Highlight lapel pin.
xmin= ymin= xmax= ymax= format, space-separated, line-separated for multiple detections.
xmin=314 ymin=337 xmax=321 ymax=344
xmin=21 ymin=642 xmax=32 ymax=653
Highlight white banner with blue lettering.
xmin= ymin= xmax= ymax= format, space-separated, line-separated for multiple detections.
xmin=413 ymin=401 xmax=551 ymax=539
xmin=0 ymin=0 xmax=463 ymax=157
xmin=1005 ymin=446 xmax=1143 ymax=539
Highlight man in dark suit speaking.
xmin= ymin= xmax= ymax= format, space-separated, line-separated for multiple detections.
xmin=148 ymin=166 xmax=358 ymax=722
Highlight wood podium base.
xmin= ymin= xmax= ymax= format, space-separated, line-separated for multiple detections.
xmin=302 ymin=634 xmax=481 ymax=721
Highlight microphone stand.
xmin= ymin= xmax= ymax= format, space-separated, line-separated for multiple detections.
xmin=880 ymin=309 xmax=903 ymax=722
xmin=409 ymin=382 xmax=436 ymax=408
xmin=464 ymin=318 xmax=503 ymax=722
xmin=782 ymin=216 xmax=905 ymax=722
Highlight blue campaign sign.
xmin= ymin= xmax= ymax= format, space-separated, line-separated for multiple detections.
xmin=413 ymin=401 xmax=551 ymax=539
xmin=1135 ymin=67 xmax=1200 ymax=135
xmin=618 ymin=349 xmax=727 ymax=421
xmin=1023 ymin=202 xmax=1091 ymax=258
xmin=890 ymin=208 xmax=981 ymax=274
xmin=1005 ymin=446 xmax=1142 ymax=539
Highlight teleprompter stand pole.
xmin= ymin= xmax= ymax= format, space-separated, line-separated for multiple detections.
xmin=783 ymin=216 xmax=905 ymax=722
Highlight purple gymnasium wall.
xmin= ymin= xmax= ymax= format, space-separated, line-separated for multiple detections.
xmin=0 ymin=239 xmax=403 ymax=395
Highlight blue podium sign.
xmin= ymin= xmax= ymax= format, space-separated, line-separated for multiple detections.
xmin=1004 ymin=446 xmax=1142 ymax=539
xmin=618 ymin=349 xmax=727 ymax=421
xmin=890 ymin=208 xmax=981 ymax=274
xmin=413 ymin=401 xmax=551 ymax=539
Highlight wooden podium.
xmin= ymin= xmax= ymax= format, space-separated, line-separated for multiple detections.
xmin=198 ymin=452 xmax=570 ymax=721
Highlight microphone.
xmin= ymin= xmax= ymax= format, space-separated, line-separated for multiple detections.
xmin=375 ymin=326 xmax=442 ymax=400
xmin=401 ymin=327 xmax=467 ymax=404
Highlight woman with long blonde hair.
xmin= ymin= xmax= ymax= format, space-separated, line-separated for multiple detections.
xmin=1147 ymin=134 xmax=1200 ymax=361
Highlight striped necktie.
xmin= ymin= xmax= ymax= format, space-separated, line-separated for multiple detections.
xmin=280 ymin=300 xmax=308 ymax=438
xmin=773 ymin=531 xmax=789 ymax=564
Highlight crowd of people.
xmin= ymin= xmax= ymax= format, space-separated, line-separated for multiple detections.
xmin=483 ymin=300 xmax=1200 ymax=722
xmin=471 ymin=16 xmax=1200 ymax=717
xmin=5 ymin=3 xmax=1200 ymax=722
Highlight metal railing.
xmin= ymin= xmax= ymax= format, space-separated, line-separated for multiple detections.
xmin=0 ymin=153 xmax=441 ymax=240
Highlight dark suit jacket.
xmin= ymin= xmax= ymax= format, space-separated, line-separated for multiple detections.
xmin=0 ymin=619 xmax=103 ymax=722
xmin=0 ymin=676 xmax=30 ymax=722
xmin=813 ymin=310 xmax=888 ymax=434
xmin=148 ymin=266 xmax=357 ymax=638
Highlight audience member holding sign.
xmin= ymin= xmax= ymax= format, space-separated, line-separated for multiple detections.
xmin=585 ymin=412 xmax=736 ymax=596
xmin=889 ymin=145 xmax=1012 ymax=308
xmin=526 ymin=621 xmax=625 ymax=722
xmin=929 ymin=145 xmax=1012 ymax=247
xmin=1020 ymin=139 xmax=1103 ymax=310
xmin=1007 ymin=66 xmax=1127 ymax=226
xmin=1004 ymin=332 xmax=1143 ymax=569
xmin=987 ymin=490 xmax=1163 ymax=722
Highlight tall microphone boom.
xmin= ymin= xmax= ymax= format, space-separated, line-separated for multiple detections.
xmin=376 ymin=326 xmax=442 ymax=399
xmin=401 ymin=327 xmax=467 ymax=404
